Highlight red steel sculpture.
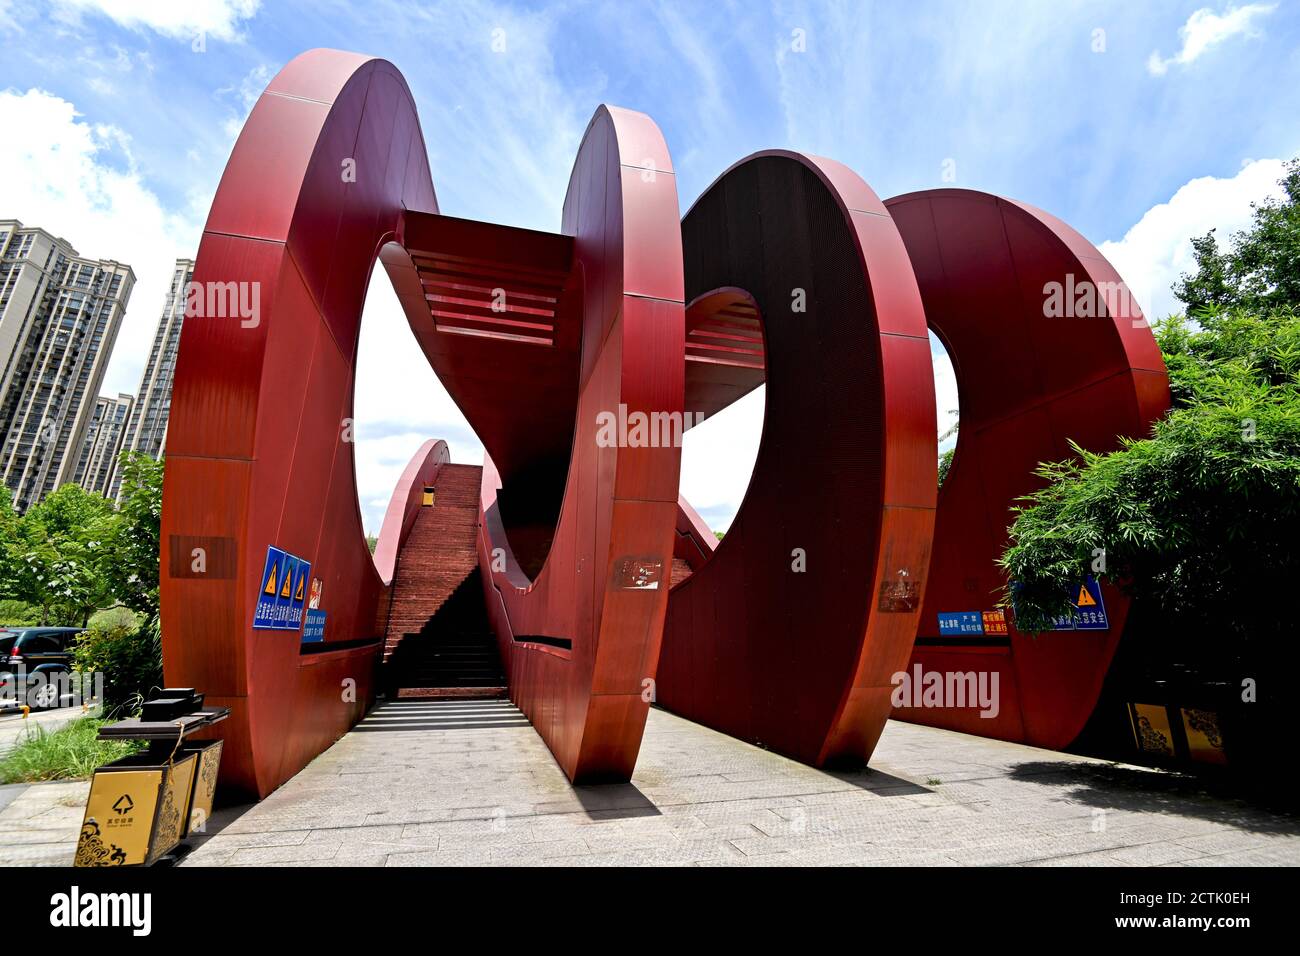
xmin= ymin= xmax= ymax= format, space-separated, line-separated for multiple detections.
xmin=163 ymin=50 xmax=684 ymax=795
xmin=383 ymin=105 xmax=686 ymax=783
xmin=162 ymin=50 xmax=440 ymax=798
xmin=162 ymin=49 xmax=1167 ymax=799
xmin=655 ymin=153 xmax=939 ymax=768
xmin=884 ymin=190 xmax=1169 ymax=748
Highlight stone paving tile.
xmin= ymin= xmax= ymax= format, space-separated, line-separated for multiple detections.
xmin=1188 ymin=845 xmax=1300 ymax=866
xmin=0 ymin=780 xmax=88 ymax=865
xmin=0 ymin=842 xmax=77 ymax=865
xmin=1025 ymin=850 xmax=1127 ymax=867
xmin=183 ymin=836 xmax=308 ymax=867
xmin=1103 ymin=840 xmax=1209 ymax=866
xmin=117 ymin=705 xmax=1290 ymax=868
xmin=224 ymin=841 xmax=347 ymax=865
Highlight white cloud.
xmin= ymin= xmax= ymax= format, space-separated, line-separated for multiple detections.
xmin=0 ymin=87 xmax=200 ymax=397
xmin=1099 ymin=158 xmax=1286 ymax=320
xmin=51 ymin=0 xmax=260 ymax=42
xmin=217 ymin=63 xmax=275 ymax=140
xmin=1147 ymin=3 xmax=1276 ymax=76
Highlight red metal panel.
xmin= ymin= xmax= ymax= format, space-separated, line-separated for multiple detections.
xmin=162 ymin=50 xmax=438 ymax=799
xmin=658 ymin=151 xmax=937 ymax=768
xmin=486 ymin=108 xmax=683 ymax=782
xmin=884 ymin=189 xmax=1171 ymax=749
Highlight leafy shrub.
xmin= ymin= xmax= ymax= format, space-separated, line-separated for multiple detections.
xmin=73 ymin=614 xmax=162 ymax=716
xmin=1001 ymin=307 xmax=1300 ymax=649
xmin=87 ymin=606 xmax=142 ymax=631
xmin=0 ymin=599 xmax=37 ymax=626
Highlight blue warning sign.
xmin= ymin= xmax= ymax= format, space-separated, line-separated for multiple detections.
xmin=938 ymin=611 xmax=984 ymax=636
xmin=253 ymin=546 xmax=311 ymax=631
xmin=1050 ymin=575 xmax=1109 ymax=631
xmin=303 ymin=609 xmax=326 ymax=643
xmin=253 ymin=546 xmax=284 ymax=629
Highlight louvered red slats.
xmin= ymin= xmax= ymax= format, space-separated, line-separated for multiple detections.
xmin=686 ymin=296 xmax=765 ymax=369
xmin=406 ymin=227 xmax=572 ymax=347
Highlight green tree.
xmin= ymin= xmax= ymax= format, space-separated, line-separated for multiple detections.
xmin=1003 ymin=157 xmax=1300 ymax=644
xmin=103 ymin=452 xmax=163 ymax=618
xmin=0 ymin=495 xmax=21 ymax=600
xmin=4 ymin=485 xmax=117 ymax=625
xmin=937 ymin=447 xmax=955 ymax=487
xmin=1001 ymin=306 xmax=1300 ymax=644
xmin=1175 ymin=158 xmax=1300 ymax=313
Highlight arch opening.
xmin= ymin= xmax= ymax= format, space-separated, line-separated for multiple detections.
xmin=931 ymin=330 xmax=960 ymax=489
xmin=353 ymin=243 xmax=482 ymax=565
xmin=675 ymin=285 xmax=767 ymax=581
xmin=884 ymin=188 xmax=1169 ymax=750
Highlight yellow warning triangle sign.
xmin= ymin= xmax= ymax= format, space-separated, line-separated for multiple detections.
xmin=263 ymin=565 xmax=278 ymax=595
xmin=280 ymin=568 xmax=292 ymax=599
xmin=294 ymin=573 xmax=305 ymax=602
xmin=1077 ymin=584 xmax=1097 ymax=607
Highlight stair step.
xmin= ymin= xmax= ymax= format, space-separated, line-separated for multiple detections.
xmin=382 ymin=464 xmax=485 ymax=661
xmin=395 ymin=687 xmax=508 ymax=700
xmin=380 ymin=462 xmax=512 ymax=694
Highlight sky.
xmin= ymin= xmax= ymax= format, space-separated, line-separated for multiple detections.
xmin=1 ymin=0 xmax=1297 ymax=533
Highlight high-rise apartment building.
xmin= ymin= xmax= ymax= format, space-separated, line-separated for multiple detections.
xmin=108 ymin=258 xmax=193 ymax=498
xmin=0 ymin=220 xmax=135 ymax=511
xmin=72 ymin=392 xmax=134 ymax=496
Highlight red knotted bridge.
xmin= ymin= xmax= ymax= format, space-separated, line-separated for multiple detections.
xmin=160 ymin=49 xmax=1166 ymax=799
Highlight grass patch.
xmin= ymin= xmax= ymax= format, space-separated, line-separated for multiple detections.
xmin=0 ymin=716 xmax=144 ymax=784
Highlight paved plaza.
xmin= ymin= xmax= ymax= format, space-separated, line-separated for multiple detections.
xmin=170 ymin=699 xmax=1300 ymax=867
xmin=4 ymin=699 xmax=1296 ymax=867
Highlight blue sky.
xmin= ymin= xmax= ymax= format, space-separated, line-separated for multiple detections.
xmin=2 ymin=1 xmax=1298 ymax=532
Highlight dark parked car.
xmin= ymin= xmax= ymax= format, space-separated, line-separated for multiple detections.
xmin=0 ymin=627 xmax=83 ymax=709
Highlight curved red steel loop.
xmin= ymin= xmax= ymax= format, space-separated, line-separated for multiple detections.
xmin=465 ymin=107 xmax=686 ymax=783
xmin=884 ymin=188 xmax=1170 ymax=748
xmin=166 ymin=48 xmax=687 ymax=790
xmin=382 ymin=106 xmax=686 ymax=782
xmin=657 ymin=151 xmax=938 ymax=767
xmin=161 ymin=50 xmax=439 ymax=798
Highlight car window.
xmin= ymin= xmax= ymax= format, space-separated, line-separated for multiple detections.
xmin=19 ymin=635 xmax=61 ymax=654
xmin=0 ymin=635 xmax=15 ymax=656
